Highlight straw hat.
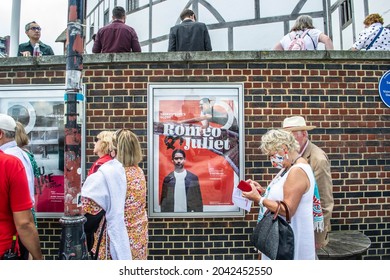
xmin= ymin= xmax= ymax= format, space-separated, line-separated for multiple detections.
xmin=0 ymin=113 xmax=16 ymax=132
xmin=282 ymin=116 xmax=316 ymax=131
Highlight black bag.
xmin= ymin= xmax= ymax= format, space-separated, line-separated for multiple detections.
xmin=84 ymin=211 xmax=105 ymax=252
xmin=91 ymin=215 xmax=106 ymax=260
xmin=250 ymin=200 xmax=294 ymax=260
xmin=1 ymin=236 xmax=21 ymax=260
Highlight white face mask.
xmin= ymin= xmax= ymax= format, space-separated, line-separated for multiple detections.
xmin=271 ymin=154 xmax=285 ymax=169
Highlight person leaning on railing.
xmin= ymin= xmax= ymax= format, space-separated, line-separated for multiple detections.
xmin=350 ymin=13 xmax=390 ymax=51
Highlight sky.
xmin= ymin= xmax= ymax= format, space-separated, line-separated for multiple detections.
xmin=0 ymin=0 xmax=68 ymax=55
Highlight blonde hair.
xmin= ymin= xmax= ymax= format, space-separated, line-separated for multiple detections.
xmin=290 ymin=15 xmax=315 ymax=32
xmin=15 ymin=121 xmax=29 ymax=147
xmin=363 ymin=13 xmax=384 ymax=26
xmin=260 ymin=129 xmax=300 ymax=155
xmin=96 ymin=131 xmax=115 ymax=155
xmin=115 ymin=129 xmax=143 ymax=167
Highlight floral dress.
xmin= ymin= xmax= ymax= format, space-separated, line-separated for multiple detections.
xmin=82 ymin=165 xmax=148 ymax=260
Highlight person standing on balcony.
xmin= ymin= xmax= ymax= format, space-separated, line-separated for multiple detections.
xmin=350 ymin=13 xmax=390 ymax=51
xmin=18 ymin=21 xmax=54 ymax=57
xmin=92 ymin=6 xmax=141 ymax=53
xmin=168 ymin=9 xmax=212 ymax=52
xmin=273 ymin=15 xmax=334 ymax=50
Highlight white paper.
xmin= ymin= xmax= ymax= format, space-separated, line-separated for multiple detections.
xmin=232 ymin=187 xmax=252 ymax=211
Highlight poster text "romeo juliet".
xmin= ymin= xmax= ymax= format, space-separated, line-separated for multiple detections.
xmin=163 ymin=124 xmax=230 ymax=150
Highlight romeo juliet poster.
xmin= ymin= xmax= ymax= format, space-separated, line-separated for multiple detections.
xmin=150 ymin=86 xmax=242 ymax=216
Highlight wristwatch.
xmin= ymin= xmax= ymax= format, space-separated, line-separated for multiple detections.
xmin=258 ymin=197 xmax=265 ymax=207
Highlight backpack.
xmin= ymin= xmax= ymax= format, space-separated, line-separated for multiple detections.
xmin=288 ymin=29 xmax=310 ymax=50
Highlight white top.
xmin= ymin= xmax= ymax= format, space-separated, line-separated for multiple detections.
xmin=173 ymin=170 xmax=187 ymax=212
xmin=352 ymin=23 xmax=390 ymax=51
xmin=280 ymin=29 xmax=322 ymax=50
xmin=1 ymin=140 xmax=35 ymax=204
xmin=262 ymin=163 xmax=315 ymax=260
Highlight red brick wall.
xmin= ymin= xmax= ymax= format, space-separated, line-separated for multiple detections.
xmin=1 ymin=52 xmax=389 ymax=259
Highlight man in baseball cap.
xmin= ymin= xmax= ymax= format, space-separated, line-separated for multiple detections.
xmin=283 ymin=116 xmax=334 ymax=250
xmin=0 ymin=114 xmax=34 ymax=201
xmin=0 ymin=114 xmax=34 ymax=204
xmin=0 ymin=113 xmax=37 ymax=259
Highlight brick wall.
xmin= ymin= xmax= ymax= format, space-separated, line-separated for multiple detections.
xmin=1 ymin=51 xmax=389 ymax=260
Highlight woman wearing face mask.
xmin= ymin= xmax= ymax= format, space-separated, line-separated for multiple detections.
xmin=242 ymin=129 xmax=323 ymax=260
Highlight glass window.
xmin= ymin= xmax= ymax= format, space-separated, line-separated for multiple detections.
xmin=126 ymin=0 xmax=139 ymax=12
xmin=104 ymin=9 xmax=109 ymax=25
xmin=340 ymin=0 xmax=353 ymax=28
xmin=89 ymin=24 xmax=94 ymax=41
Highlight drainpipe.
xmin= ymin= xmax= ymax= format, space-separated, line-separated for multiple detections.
xmin=10 ymin=0 xmax=21 ymax=57
xmin=58 ymin=0 xmax=88 ymax=260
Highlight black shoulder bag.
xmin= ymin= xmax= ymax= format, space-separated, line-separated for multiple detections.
xmin=250 ymin=200 xmax=295 ymax=260
xmin=84 ymin=210 xmax=105 ymax=252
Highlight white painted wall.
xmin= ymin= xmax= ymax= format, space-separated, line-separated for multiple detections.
xmin=85 ymin=0 xmax=390 ymax=52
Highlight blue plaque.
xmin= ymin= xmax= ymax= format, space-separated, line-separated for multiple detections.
xmin=379 ymin=70 xmax=390 ymax=108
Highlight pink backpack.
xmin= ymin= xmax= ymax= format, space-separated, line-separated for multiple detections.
xmin=288 ymin=29 xmax=310 ymax=50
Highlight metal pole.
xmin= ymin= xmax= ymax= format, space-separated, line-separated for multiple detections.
xmin=10 ymin=0 xmax=21 ymax=57
xmin=58 ymin=0 xmax=88 ymax=260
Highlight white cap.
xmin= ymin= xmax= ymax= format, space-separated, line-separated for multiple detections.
xmin=0 ymin=114 xmax=17 ymax=132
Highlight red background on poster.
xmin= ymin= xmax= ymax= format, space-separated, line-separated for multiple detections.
xmin=157 ymin=99 xmax=236 ymax=206
xmin=34 ymin=175 xmax=64 ymax=213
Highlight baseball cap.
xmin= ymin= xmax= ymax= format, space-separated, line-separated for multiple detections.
xmin=0 ymin=114 xmax=17 ymax=132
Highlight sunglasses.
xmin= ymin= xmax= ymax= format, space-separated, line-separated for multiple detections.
xmin=30 ymin=27 xmax=41 ymax=31
xmin=115 ymin=128 xmax=125 ymax=138
xmin=94 ymin=137 xmax=99 ymax=142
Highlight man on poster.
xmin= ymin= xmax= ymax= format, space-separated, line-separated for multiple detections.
xmin=180 ymin=98 xmax=238 ymax=131
xmin=160 ymin=149 xmax=203 ymax=212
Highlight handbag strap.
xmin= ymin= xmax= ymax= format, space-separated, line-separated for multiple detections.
xmin=279 ymin=200 xmax=292 ymax=223
xmin=301 ymin=29 xmax=310 ymax=39
xmin=306 ymin=33 xmax=317 ymax=50
xmin=272 ymin=201 xmax=282 ymax=220
xmin=93 ymin=215 xmax=106 ymax=260
xmin=366 ymin=27 xmax=383 ymax=50
xmin=270 ymin=200 xmax=292 ymax=223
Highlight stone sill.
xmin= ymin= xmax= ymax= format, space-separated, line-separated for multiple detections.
xmin=1 ymin=50 xmax=389 ymax=67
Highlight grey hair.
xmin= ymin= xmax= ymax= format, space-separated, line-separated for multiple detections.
xmin=260 ymin=129 xmax=300 ymax=155
xmin=1 ymin=129 xmax=16 ymax=139
xmin=25 ymin=21 xmax=37 ymax=32
xmin=290 ymin=15 xmax=315 ymax=32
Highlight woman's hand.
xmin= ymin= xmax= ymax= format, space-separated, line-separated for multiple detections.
xmin=246 ymin=179 xmax=266 ymax=195
xmin=241 ymin=179 xmax=262 ymax=204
